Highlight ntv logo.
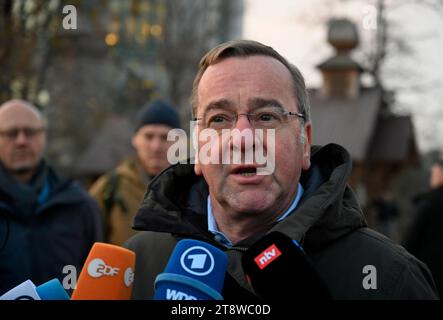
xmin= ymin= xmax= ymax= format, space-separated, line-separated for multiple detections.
xmin=254 ymin=244 xmax=282 ymax=270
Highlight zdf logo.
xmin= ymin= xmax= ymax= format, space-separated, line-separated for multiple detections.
xmin=87 ymin=258 xmax=120 ymax=278
xmin=180 ymin=246 xmax=215 ymax=276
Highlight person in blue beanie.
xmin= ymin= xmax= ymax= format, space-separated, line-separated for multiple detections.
xmin=89 ymin=100 xmax=181 ymax=245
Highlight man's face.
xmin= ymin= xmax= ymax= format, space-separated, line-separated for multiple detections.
xmin=195 ymin=56 xmax=311 ymax=218
xmin=132 ymin=124 xmax=174 ymax=176
xmin=0 ymin=103 xmax=46 ymax=174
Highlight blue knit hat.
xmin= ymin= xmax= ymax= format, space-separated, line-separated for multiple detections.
xmin=135 ymin=100 xmax=181 ymax=131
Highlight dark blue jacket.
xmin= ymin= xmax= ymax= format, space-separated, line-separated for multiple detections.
xmin=0 ymin=162 xmax=103 ymax=295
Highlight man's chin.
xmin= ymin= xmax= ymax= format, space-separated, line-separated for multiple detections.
xmin=11 ymin=164 xmax=35 ymax=175
xmin=228 ymin=191 xmax=275 ymax=214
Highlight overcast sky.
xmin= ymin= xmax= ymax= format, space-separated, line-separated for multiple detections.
xmin=243 ymin=0 xmax=443 ymax=152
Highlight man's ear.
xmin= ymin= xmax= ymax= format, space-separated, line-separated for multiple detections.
xmin=302 ymin=122 xmax=312 ymax=171
xmin=192 ymin=122 xmax=202 ymax=175
xmin=194 ymin=162 xmax=202 ymax=175
xmin=131 ymin=134 xmax=139 ymax=150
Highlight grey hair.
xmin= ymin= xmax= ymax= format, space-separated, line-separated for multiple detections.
xmin=191 ymin=39 xmax=311 ymax=123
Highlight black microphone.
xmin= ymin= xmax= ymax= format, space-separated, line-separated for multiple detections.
xmin=242 ymin=231 xmax=332 ymax=299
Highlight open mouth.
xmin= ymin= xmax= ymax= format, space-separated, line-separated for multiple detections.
xmin=231 ymin=166 xmax=257 ymax=177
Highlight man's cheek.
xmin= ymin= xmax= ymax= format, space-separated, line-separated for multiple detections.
xmin=273 ymin=144 xmax=296 ymax=170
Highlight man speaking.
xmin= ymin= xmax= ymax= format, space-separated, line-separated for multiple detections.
xmin=124 ymin=40 xmax=438 ymax=300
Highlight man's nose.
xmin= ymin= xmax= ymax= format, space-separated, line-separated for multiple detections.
xmin=151 ymin=136 xmax=165 ymax=151
xmin=14 ymin=130 xmax=28 ymax=144
xmin=234 ymin=114 xmax=253 ymax=131
xmin=230 ymin=115 xmax=255 ymax=152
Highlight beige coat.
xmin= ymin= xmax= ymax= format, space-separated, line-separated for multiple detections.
xmin=89 ymin=157 xmax=148 ymax=246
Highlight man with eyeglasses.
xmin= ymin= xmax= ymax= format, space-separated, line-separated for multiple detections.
xmin=0 ymin=99 xmax=102 ymax=295
xmin=124 ymin=40 xmax=438 ymax=300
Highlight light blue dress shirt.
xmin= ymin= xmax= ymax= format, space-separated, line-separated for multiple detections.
xmin=207 ymin=183 xmax=304 ymax=247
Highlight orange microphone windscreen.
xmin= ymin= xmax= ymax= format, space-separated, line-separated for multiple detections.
xmin=71 ymin=243 xmax=135 ymax=300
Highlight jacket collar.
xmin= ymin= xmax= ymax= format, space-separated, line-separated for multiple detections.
xmin=0 ymin=161 xmax=85 ymax=218
xmin=133 ymin=143 xmax=367 ymax=250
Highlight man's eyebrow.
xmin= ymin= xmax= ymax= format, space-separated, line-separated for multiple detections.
xmin=199 ymin=98 xmax=286 ymax=116
xmin=247 ymin=98 xmax=286 ymax=112
xmin=200 ymin=99 xmax=234 ymax=115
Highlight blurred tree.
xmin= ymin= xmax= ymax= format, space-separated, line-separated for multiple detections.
xmin=297 ymin=0 xmax=443 ymax=109
xmin=359 ymin=0 xmax=443 ymax=109
xmin=160 ymin=0 xmax=242 ymax=115
xmin=1 ymin=0 xmax=243 ymax=175
xmin=0 ymin=0 xmax=61 ymax=105
xmin=297 ymin=0 xmax=443 ymax=241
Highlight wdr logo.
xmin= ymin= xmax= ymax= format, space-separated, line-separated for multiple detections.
xmin=180 ymin=246 xmax=215 ymax=276
xmin=166 ymin=289 xmax=197 ymax=300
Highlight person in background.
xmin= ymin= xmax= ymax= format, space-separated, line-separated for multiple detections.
xmin=372 ymin=189 xmax=399 ymax=240
xmin=89 ymin=100 xmax=181 ymax=246
xmin=0 ymin=99 xmax=102 ymax=295
xmin=403 ymin=156 xmax=443 ymax=296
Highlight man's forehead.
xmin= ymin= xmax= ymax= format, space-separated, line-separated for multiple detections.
xmin=201 ymin=55 xmax=291 ymax=83
xmin=197 ymin=56 xmax=296 ymax=113
xmin=0 ymin=102 xmax=43 ymax=128
xmin=136 ymin=124 xmax=172 ymax=134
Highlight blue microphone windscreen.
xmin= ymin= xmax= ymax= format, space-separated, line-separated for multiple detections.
xmin=154 ymin=239 xmax=228 ymax=300
xmin=36 ymin=279 xmax=70 ymax=300
xmin=163 ymin=239 xmax=227 ymax=292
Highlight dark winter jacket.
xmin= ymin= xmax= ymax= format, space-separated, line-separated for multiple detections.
xmin=403 ymin=185 xmax=443 ymax=296
xmin=124 ymin=144 xmax=439 ymax=300
xmin=0 ymin=161 xmax=103 ymax=295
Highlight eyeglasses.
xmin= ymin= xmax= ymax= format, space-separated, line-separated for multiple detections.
xmin=193 ymin=108 xmax=305 ymax=131
xmin=0 ymin=127 xmax=45 ymax=140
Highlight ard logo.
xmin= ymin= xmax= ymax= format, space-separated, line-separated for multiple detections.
xmin=180 ymin=246 xmax=215 ymax=276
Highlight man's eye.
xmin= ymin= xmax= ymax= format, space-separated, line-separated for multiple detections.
xmin=209 ymin=115 xmax=229 ymax=123
xmin=257 ymin=113 xmax=278 ymax=122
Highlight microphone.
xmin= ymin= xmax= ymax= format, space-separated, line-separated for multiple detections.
xmin=36 ymin=279 xmax=70 ymax=300
xmin=154 ymin=239 xmax=228 ymax=300
xmin=0 ymin=279 xmax=69 ymax=300
xmin=0 ymin=280 xmax=41 ymax=300
xmin=71 ymin=242 xmax=135 ymax=300
xmin=241 ymin=232 xmax=331 ymax=299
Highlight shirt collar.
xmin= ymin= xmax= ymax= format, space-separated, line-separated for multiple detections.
xmin=207 ymin=183 xmax=304 ymax=247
